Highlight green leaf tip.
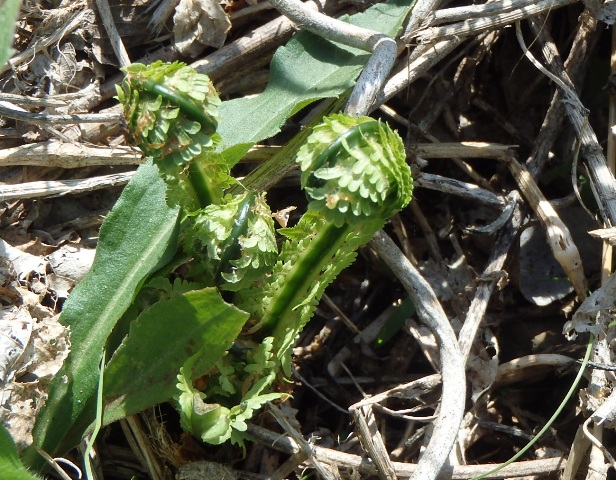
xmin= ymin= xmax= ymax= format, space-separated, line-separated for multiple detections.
xmin=297 ymin=113 xmax=413 ymax=227
xmin=116 ymin=61 xmax=221 ymax=167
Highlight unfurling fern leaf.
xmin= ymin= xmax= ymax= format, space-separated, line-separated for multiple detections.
xmin=116 ymin=61 xmax=230 ymax=208
xmin=186 ymin=191 xmax=278 ymax=291
xmin=116 ymin=61 xmax=220 ymax=166
xmin=256 ymin=113 xmax=412 ymax=372
xmin=180 ymin=114 xmax=413 ymax=447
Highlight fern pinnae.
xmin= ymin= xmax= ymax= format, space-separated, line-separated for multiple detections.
xmin=255 ymin=113 xmax=413 ymax=369
xmin=136 ymin=80 xmax=217 ymax=136
xmin=116 ymin=61 xmax=228 ymax=209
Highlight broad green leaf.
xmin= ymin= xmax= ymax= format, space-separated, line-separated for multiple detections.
xmin=102 ymin=288 xmax=249 ymax=425
xmin=23 ymin=162 xmax=180 ymax=469
xmin=0 ymin=0 xmax=20 ymax=67
xmin=0 ymin=425 xmax=42 ymax=480
xmin=217 ymin=0 xmax=415 ymax=166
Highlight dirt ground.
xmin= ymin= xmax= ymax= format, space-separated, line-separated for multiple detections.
xmin=2 ymin=0 xmax=616 ymax=479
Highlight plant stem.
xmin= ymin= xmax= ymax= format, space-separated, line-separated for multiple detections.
xmin=187 ymin=160 xmax=221 ymax=208
xmin=215 ymin=191 xmax=256 ymax=283
xmin=261 ymin=221 xmax=352 ymax=336
xmin=140 ymin=79 xmax=216 ymax=135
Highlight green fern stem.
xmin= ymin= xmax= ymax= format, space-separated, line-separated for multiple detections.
xmin=261 ymin=221 xmax=351 ymax=337
xmin=215 ymin=191 xmax=257 ymax=283
xmin=186 ymin=160 xmax=222 ymax=208
xmin=251 ymin=113 xmax=413 ymax=366
xmin=137 ymin=79 xmax=217 ymax=135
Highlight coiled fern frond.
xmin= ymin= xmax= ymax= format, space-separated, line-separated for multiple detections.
xmin=116 ymin=61 xmax=221 ymax=167
xmin=298 ymin=113 xmax=412 ymax=227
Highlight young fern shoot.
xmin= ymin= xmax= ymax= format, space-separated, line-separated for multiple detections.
xmin=180 ymin=113 xmax=413 ymax=445
xmin=258 ymin=114 xmax=413 ymax=369
xmin=116 ymin=61 xmax=230 ymax=209
xmin=116 ymin=61 xmax=278 ymax=290
xmin=116 ymin=62 xmax=413 ymax=448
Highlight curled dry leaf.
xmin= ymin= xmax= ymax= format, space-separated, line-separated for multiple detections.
xmin=0 ymin=307 xmax=33 ymax=387
xmin=46 ymin=245 xmax=96 ymax=299
xmin=519 ymin=205 xmax=599 ymax=306
xmin=507 ymin=158 xmax=588 ymax=300
xmin=173 ymin=0 xmax=231 ymax=56
xmin=563 ymin=271 xmax=616 ymax=340
xmin=0 ymin=239 xmax=46 ymax=282
xmin=2 ymin=314 xmax=69 ymax=450
xmin=0 ymin=306 xmax=69 ymax=450
xmin=466 ymin=328 xmax=499 ymax=404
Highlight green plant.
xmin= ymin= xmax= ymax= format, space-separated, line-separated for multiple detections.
xmin=177 ymin=113 xmax=411 ymax=446
xmin=0 ymin=0 xmax=20 ymax=68
xmin=0 ymin=424 xmax=42 ymax=480
xmin=21 ymin=1 xmax=416 ymax=472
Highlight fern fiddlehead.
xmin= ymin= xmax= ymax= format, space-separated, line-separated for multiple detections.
xmin=257 ymin=113 xmax=412 ymax=367
xmin=116 ymin=61 xmax=278 ymax=289
xmin=116 ymin=61 xmax=229 ymax=208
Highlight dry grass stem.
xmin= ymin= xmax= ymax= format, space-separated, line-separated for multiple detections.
xmin=0 ymin=103 xmax=121 ymax=125
xmin=410 ymin=142 xmax=514 ymax=159
xmin=415 ymin=173 xmax=506 ymax=209
xmin=0 ymin=141 xmax=141 ymax=168
xmin=414 ymin=0 xmax=577 ymax=44
xmin=94 ymin=0 xmax=131 ymax=68
xmin=0 ymin=9 xmax=90 ymax=76
xmin=267 ymin=402 xmax=337 ymax=480
xmin=2 ymin=172 xmax=134 ymax=201
xmin=248 ymin=423 xmax=566 ymax=479
xmin=351 ymin=406 xmax=397 ymax=480
xmin=427 ymin=0 xmax=545 ymax=25
xmin=370 ymin=230 xmax=465 ymax=480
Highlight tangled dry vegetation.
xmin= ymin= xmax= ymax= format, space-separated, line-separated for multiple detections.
xmin=1 ymin=0 xmax=616 ymax=479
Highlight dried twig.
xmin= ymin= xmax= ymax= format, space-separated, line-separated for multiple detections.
xmin=516 ymin=18 xmax=616 ymax=226
xmin=415 ymin=173 xmax=506 ymax=210
xmin=0 ymin=141 xmax=142 ymax=168
xmin=248 ymin=423 xmax=566 ymax=479
xmin=410 ymin=142 xmax=514 ymax=159
xmin=1 ymin=172 xmax=134 ymax=201
xmin=267 ymin=403 xmax=337 ymax=480
xmin=425 ymin=0 xmax=544 ymax=26
xmin=369 ymin=230 xmax=465 ymax=480
xmin=350 ymin=406 xmax=397 ymax=480
xmin=413 ymin=0 xmax=577 ymax=44
xmin=94 ymin=0 xmax=131 ymax=67
xmin=0 ymin=103 xmax=121 ymax=125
